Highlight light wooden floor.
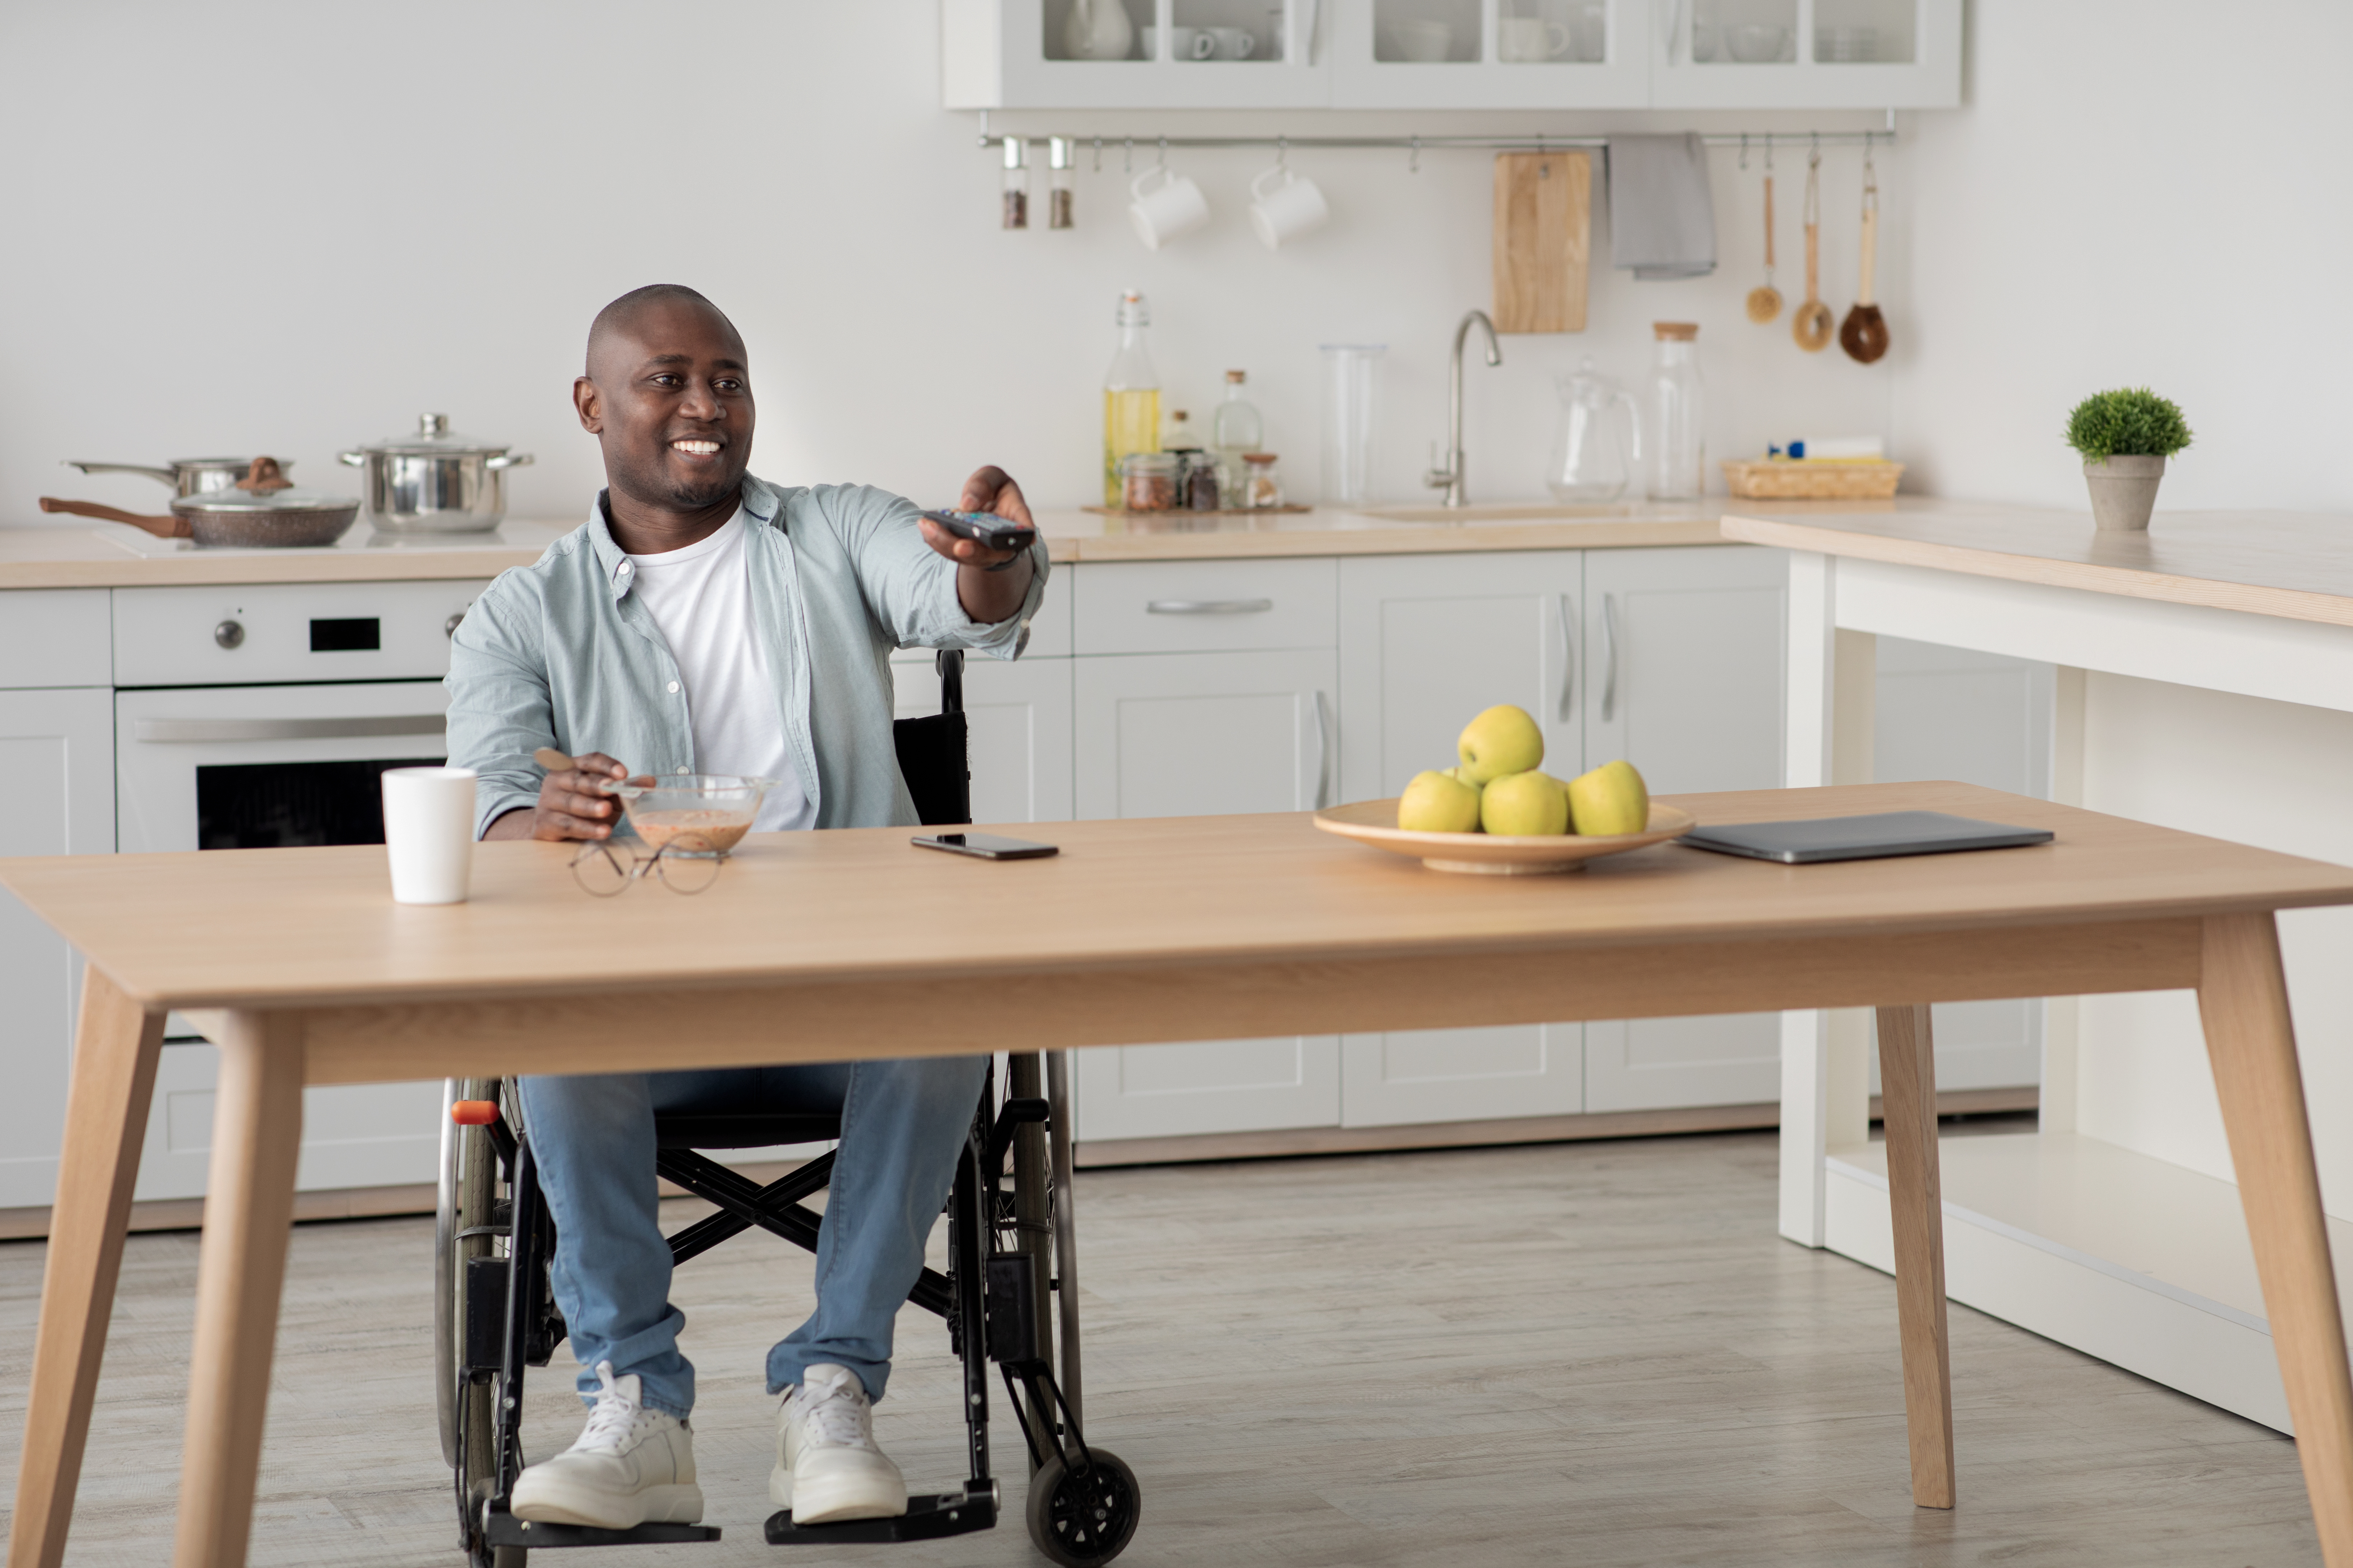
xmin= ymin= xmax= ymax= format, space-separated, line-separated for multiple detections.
xmin=0 ymin=1126 xmax=2321 ymax=1565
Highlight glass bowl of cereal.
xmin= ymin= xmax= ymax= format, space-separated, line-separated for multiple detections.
xmin=608 ymin=775 xmax=775 ymax=858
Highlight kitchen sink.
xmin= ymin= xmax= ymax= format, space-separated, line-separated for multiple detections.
xmin=1349 ymin=502 xmax=1716 ymax=524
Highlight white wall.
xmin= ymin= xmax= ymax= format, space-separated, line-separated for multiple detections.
xmin=1892 ymin=1 xmax=2353 ymax=509
xmin=0 ymin=3 xmax=1896 ymax=521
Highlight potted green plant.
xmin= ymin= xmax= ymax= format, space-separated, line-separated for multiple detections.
xmin=2064 ymin=387 xmax=2192 ymax=532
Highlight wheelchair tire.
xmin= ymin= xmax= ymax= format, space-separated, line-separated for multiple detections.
xmin=1023 ymin=1447 xmax=1140 ymax=1567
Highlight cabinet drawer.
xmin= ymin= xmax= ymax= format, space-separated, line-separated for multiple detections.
xmin=113 ymin=580 xmax=492 ymax=687
xmin=1072 ymin=559 xmax=1336 ymax=655
xmin=0 ymin=589 xmax=110 ymax=688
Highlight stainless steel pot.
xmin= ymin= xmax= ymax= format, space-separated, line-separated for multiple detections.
xmin=65 ymin=456 xmax=296 ymax=497
xmin=339 ymin=414 xmax=533 ymax=534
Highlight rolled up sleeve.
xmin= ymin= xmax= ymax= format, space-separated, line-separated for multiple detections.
xmin=826 ymin=485 xmax=1050 ymax=659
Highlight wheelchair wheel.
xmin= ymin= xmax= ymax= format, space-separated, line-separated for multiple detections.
xmin=1024 ymin=1448 xmax=1140 ymax=1567
xmin=440 ymin=1078 xmax=510 ymax=1565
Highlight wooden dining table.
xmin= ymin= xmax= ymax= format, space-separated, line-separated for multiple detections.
xmin=9 ymin=779 xmax=2353 ymax=1568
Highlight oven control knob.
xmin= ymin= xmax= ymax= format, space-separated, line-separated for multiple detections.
xmin=213 ymin=619 xmax=245 ymax=650
xmin=445 ymin=610 xmax=466 ymax=639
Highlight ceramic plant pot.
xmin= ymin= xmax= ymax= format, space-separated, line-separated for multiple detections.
xmin=2083 ymin=454 xmax=2167 ymax=532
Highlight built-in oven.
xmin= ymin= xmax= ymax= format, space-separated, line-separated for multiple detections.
xmin=114 ymin=578 xmax=489 ymax=1201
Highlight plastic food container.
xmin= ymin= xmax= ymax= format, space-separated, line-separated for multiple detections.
xmin=608 ymin=775 xmax=775 ymax=855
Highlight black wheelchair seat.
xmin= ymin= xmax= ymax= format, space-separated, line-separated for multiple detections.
xmin=652 ymin=1112 xmax=842 ymax=1150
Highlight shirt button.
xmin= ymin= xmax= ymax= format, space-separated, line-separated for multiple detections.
xmin=677 ymin=765 xmax=690 ymax=774
xmin=667 ymin=681 xmax=680 ymax=694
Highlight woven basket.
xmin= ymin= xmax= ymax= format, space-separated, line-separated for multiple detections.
xmin=1721 ymin=460 xmax=1904 ymax=501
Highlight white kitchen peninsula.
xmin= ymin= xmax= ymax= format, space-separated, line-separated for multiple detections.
xmin=1731 ymin=505 xmax=2353 ymax=1432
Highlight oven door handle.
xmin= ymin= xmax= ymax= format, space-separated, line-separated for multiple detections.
xmin=132 ymin=714 xmax=448 ymax=743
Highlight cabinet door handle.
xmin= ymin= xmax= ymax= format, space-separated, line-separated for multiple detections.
xmin=132 ymin=714 xmax=446 ymax=743
xmin=1145 ymin=598 xmax=1274 ymax=615
xmin=1309 ymin=689 xmax=1332 ymax=811
xmin=1601 ymin=591 xmax=1621 ymax=723
xmin=1553 ymin=592 xmax=1576 ymax=724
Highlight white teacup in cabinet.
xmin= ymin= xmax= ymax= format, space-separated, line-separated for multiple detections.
xmin=945 ymin=0 xmax=1333 ymax=109
xmin=1328 ymin=0 xmax=1653 ymax=110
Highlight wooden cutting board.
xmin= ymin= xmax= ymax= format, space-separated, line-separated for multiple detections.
xmin=1492 ymin=151 xmax=1591 ymax=333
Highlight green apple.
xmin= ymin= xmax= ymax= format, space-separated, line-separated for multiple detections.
xmin=1457 ymin=704 xmax=1545 ymax=784
xmin=1398 ymin=770 xmax=1482 ymax=833
xmin=1480 ymin=769 xmax=1570 ymax=837
xmin=1567 ymin=759 xmax=1650 ymax=836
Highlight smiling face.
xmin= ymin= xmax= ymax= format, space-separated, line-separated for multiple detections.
xmin=574 ymin=292 xmax=754 ymax=517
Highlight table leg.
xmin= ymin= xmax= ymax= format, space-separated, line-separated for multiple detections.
xmin=2198 ymin=912 xmax=2353 ymax=1565
xmin=7 ymin=969 xmax=164 ymax=1568
xmin=171 ymin=1011 xmax=305 ymax=1568
xmin=1876 ymin=1002 xmax=1955 ymax=1509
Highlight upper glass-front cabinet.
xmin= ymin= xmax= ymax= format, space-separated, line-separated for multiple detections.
xmin=940 ymin=0 xmax=1958 ymax=109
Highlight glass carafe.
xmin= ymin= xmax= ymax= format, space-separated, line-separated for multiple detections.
xmin=1547 ymin=358 xmax=1638 ymax=505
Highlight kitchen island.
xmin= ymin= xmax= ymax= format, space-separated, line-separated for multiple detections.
xmin=1727 ymin=505 xmax=2353 ymax=1434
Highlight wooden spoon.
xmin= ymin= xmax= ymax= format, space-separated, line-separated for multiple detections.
xmin=1791 ymin=154 xmax=1833 ymax=351
xmin=1745 ymin=173 xmax=1782 ymax=322
xmin=1839 ymin=165 xmax=1888 ymax=364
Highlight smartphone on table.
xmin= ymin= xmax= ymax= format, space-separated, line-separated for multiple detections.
xmin=913 ymin=832 xmax=1059 ymax=861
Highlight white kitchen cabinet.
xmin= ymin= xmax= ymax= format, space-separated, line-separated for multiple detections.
xmin=1073 ymin=643 xmax=1338 ymax=1139
xmin=1579 ymin=544 xmax=1786 ymax=1109
xmin=944 ymin=0 xmax=1330 ymax=109
xmin=0 ymin=686 xmax=115 ymax=1212
xmin=1336 ymin=550 xmax=1584 ymax=803
xmin=1647 ymin=0 xmax=1959 ymax=108
xmin=130 ymin=1049 xmax=445 ymax=1203
xmin=1074 ymin=647 xmax=1336 ymax=819
xmin=1330 ymin=0 xmax=1652 ymax=109
xmin=1341 ymin=1024 xmax=1581 ymax=1125
xmin=893 ymin=652 xmax=1075 ymax=824
xmin=943 ymin=0 xmax=1954 ymax=108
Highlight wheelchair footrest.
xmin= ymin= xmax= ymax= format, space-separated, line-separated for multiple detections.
xmin=483 ymin=1511 xmax=722 ymax=1548
xmin=763 ymin=1489 xmax=996 ymax=1545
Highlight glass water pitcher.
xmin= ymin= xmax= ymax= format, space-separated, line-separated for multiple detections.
xmin=1547 ymin=358 xmax=1639 ymax=505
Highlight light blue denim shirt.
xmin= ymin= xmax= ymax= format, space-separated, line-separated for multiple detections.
xmin=444 ymin=474 xmax=1048 ymax=838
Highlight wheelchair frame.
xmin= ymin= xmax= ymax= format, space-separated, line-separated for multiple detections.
xmin=433 ymin=1053 xmax=1134 ymax=1566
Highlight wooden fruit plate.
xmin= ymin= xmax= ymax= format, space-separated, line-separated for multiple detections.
xmin=1312 ymin=798 xmax=1697 ymax=875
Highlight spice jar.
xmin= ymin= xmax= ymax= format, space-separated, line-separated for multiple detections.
xmin=1241 ymin=452 xmax=1283 ymax=509
xmin=1048 ymin=136 xmax=1075 ymax=230
xmin=1120 ymin=451 xmax=1180 ymax=512
xmin=1001 ymin=138 xmax=1029 ymax=230
xmin=1185 ymin=452 xmax=1221 ymax=511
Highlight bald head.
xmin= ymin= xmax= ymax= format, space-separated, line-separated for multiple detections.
xmin=585 ymin=284 xmax=744 ymax=382
xmin=573 ymin=285 xmax=754 ymax=527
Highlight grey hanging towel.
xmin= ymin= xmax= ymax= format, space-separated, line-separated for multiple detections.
xmin=1607 ymin=133 xmax=1716 ymax=280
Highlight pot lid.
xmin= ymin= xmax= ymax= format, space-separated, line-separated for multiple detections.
xmin=354 ymin=412 xmax=513 ymax=456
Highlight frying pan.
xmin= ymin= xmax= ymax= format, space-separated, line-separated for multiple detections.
xmin=41 ymin=457 xmax=359 ymax=548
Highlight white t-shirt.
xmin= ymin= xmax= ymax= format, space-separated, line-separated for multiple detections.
xmin=626 ymin=509 xmax=814 ymax=832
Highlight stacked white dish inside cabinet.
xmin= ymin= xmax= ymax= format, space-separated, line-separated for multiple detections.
xmin=943 ymin=0 xmax=1961 ymax=110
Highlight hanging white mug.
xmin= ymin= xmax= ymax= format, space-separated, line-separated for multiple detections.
xmin=1248 ymin=166 xmax=1329 ymax=251
xmin=1129 ymin=166 xmax=1211 ymax=250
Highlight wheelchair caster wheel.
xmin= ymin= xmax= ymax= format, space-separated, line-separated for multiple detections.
xmin=1024 ymin=1447 xmax=1140 ymax=1567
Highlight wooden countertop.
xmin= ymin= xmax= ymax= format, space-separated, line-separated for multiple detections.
xmin=0 ymin=497 xmax=1961 ymax=589
xmin=1722 ymin=507 xmax=2353 ymax=629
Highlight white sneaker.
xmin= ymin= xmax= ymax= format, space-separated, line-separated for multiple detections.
xmin=769 ymin=1363 xmax=909 ymax=1523
xmin=510 ymin=1360 xmax=704 ymax=1529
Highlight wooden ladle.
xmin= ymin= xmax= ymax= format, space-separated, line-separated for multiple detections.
xmin=1792 ymin=153 xmax=1833 ymax=351
xmin=1745 ymin=172 xmax=1782 ymax=322
xmin=1839 ymin=160 xmax=1888 ymax=364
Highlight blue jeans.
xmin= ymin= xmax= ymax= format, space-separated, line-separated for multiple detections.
xmin=517 ymin=1056 xmax=987 ymax=1419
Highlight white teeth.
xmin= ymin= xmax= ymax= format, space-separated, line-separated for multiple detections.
xmin=672 ymin=440 xmax=720 ymax=455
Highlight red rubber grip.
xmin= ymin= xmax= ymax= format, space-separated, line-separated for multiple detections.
xmin=450 ymin=1100 xmax=499 ymax=1126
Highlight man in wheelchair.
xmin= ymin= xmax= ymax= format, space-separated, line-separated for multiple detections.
xmin=444 ymin=284 xmax=1047 ymax=1532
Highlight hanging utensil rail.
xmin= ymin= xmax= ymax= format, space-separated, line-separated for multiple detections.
xmin=975 ymin=114 xmax=1896 ymax=158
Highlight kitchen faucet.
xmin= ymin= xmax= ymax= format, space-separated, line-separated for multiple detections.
xmin=1424 ymin=309 xmax=1503 ymax=509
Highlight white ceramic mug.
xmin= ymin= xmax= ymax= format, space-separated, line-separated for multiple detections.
xmin=383 ymin=766 xmax=478 ymax=905
xmin=1140 ymin=24 xmax=1214 ymax=59
xmin=1499 ymin=16 xmax=1572 ymax=60
xmin=1249 ymin=166 xmax=1329 ymax=250
xmin=1390 ymin=18 xmax=1453 ymax=61
xmin=1206 ymin=25 xmax=1257 ymax=59
xmin=1128 ymin=166 xmax=1210 ymax=250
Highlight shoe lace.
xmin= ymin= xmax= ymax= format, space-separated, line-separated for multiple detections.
xmin=796 ymin=1372 xmax=878 ymax=1450
xmin=576 ymin=1360 xmax=650 ymax=1452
